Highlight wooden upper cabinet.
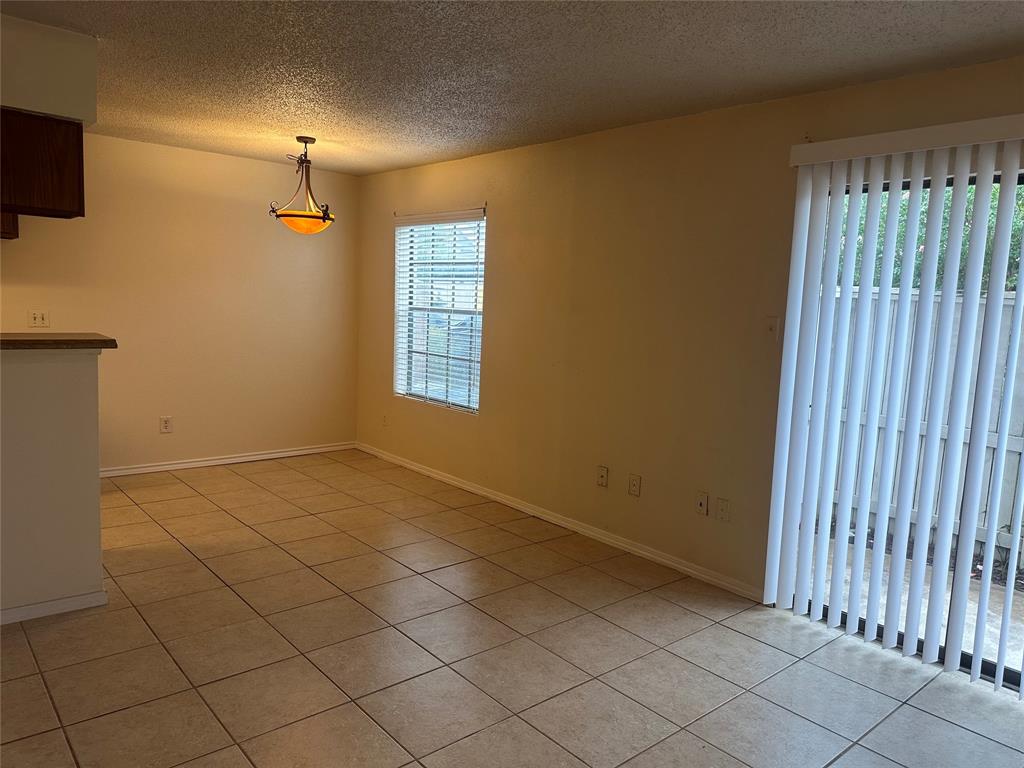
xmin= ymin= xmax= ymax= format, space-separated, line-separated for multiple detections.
xmin=1 ymin=211 xmax=18 ymax=240
xmin=1 ymin=107 xmax=84 ymax=219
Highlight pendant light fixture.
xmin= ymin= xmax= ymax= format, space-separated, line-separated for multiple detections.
xmin=268 ymin=136 xmax=335 ymax=235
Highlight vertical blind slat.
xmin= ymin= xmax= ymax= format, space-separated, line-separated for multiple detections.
xmin=994 ymin=388 xmax=1024 ymax=688
xmin=827 ymin=154 xmax=884 ymax=626
xmin=902 ymin=145 xmax=973 ymax=653
xmin=971 ymin=250 xmax=1024 ymax=678
xmin=944 ymin=140 xmax=1022 ymax=670
xmin=845 ymin=153 xmax=906 ymax=631
xmin=795 ymin=160 xmax=850 ymax=615
xmin=995 ymin=272 xmax=1024 ymax=692
xmin=815 ymin=157 xmax=867 ymax=623
xmin=883 ymin=147 xmax=950 ymax=650
xmin=765 ymin=165 xmax=815 ymax=604
xmin=777 ymin=162 xmax=833 ymax=609
xmin=921 ymin=142 xmax=999 ymax=662
xmin=864 ymin=151 xmax=928 ymax=642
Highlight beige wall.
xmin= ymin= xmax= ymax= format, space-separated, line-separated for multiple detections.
xmin=1 ymin=134 xmax=359 ymax=469
xmin=355 ymin=55 xmax=1024 ymax=594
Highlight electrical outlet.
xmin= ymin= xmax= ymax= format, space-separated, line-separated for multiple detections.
xmin=696 ymin=491 xmax=709 ymax=516
xmin=596 ymin=465 xmax=609 ymax=488
xmin=628 ymin=473 xmax=642 ymax=497
xmin=767 ymin=315 xmax=780 ymax=341
xmin=716 ymin=497 xmax=731 ymax=522
xmin=159 ymin=416 xmax=174 ymax=434
xmin=383 ymin=414 xmax=390 ymax=427
xmin=28 ymin=309 xmax=50 ymax=328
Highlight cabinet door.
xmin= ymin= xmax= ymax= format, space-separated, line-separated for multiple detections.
xmin=1 ymin=108 xmax=84 ymax=218
xmin=1 ymin=212 xmax=18 ymax=240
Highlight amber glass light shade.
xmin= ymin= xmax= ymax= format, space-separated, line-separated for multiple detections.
xmin=276 ymin=210 xmax=335 ymax=235
xmin=269 ymin=137 xmax=334 ymax=235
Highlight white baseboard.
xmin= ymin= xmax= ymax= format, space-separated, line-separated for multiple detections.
xmin=96 ymin=436 xmax=761 ymax=600
xmin=2 ymin=589 xmax=107 ymax=625
xmin=100 ymin=441 xmax=358 ymax=477
xmin=358 ymin=442 xmax=763 ymax=601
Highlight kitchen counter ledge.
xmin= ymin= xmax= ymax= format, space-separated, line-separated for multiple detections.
xmin=1 ymin=333 xmax=117 ymax=350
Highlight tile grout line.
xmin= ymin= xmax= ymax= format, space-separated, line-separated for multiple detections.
xmin=12 ymin=621 xmax=85 ymax=768
xmin=902 ymin=698 xmax=1024 ymax=756
xmin=842 ymin=713 xmax=914 ymax=768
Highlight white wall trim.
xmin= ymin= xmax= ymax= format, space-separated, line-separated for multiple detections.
xmin=2 ymin=589 xmax=107 ymax=625
xmin=790 ymin=113 xmax=1024 ymax=166
xmin=358 ymin=442 xmax=762 ymax=601
xmin=100 ymin=441 xmax=357 ymax=477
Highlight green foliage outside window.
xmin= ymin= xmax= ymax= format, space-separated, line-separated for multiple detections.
xmin=839 ymin=179 xmax=1023 ymax=292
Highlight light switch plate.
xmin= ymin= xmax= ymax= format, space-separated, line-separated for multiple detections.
xmin=628 ymin=474 xmax=642 ymax=497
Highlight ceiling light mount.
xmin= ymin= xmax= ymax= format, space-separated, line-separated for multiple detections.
xmin=269 ymin=136 xmax=335 ymax=235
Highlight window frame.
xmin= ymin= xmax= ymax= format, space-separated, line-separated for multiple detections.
xmin=392 ymin=209 xmax=487 ymax=413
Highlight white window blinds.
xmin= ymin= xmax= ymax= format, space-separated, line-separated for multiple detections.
xmin=765 ymin=126 xmax=1024 ymax=695
xmin=394 ymin=209 xmax=486 ymax=412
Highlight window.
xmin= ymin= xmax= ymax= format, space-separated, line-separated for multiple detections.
xmin=394 ymin=209 xmax=486 ymax=411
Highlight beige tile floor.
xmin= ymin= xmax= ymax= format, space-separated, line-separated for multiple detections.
xmin=1 ymin=448 xmax=1022 ymax=768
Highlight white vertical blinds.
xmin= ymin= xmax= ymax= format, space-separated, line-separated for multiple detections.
xmin=864 ymin=151 xmax=926 ymax=645
xmin=765 ymin=134 xmax=1024 ymax=694
xmin=394 ymin=209 xmax=486 ymax=411
xmin=922 ymin=143 xmax=999 ymax=663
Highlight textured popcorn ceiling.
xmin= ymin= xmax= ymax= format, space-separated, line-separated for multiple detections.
xmin=3 ymin=1 xmax=1024 ymax=175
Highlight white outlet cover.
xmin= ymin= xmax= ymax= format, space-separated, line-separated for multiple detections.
xmin=696 ymin=492 xmax=709 ymax=515
xmin=716 ymin=497 xmax=730 ymax=522
xmin=28 ymin=310 xmax=50 ymax=328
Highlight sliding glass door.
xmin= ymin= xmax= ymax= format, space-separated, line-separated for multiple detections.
xmin=766 ymin=135 xmax=1023 ymax=694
